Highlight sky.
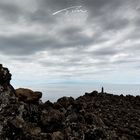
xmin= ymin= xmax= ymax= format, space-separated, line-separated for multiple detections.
xmin=0 ymin=0 xmax=140 ymax=87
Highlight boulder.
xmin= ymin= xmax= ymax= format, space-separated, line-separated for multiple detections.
xmin=15 ymin=88 xmax=42 ymax=103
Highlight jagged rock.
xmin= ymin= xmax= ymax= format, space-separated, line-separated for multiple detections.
xmin=40 ymin=109 xmax=65 ymax=132
xmin=41 ymin=100 xmax=54 ymax=110
xmin=0 ymin=65 xmax=18 ymax=139
xmin=15 ymin=88 xmax=42 ymax=103
xmin=0 ymin=64 xmax=11 ymax=87
xmin=51 ymin=131 xmax=64 ymax=140
xmin=57 ymin=97 xmax=74 ymax=109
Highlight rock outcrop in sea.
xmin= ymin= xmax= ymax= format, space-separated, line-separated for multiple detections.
xmin=0 ymin=64 xmax=140 ymax=140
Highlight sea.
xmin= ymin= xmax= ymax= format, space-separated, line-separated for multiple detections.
xmin=13 ymin=83 xmax=140 ymax=102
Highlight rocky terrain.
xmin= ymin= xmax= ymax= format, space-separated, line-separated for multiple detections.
xmin=0 ymin=64 xmax=140 ymax=140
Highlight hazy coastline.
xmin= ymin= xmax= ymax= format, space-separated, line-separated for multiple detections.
xmin=12 ymin=82 xmax=140 ymax=102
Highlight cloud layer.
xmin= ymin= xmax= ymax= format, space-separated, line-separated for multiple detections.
xmin=0 ymin=0 xmax=140 ymax=85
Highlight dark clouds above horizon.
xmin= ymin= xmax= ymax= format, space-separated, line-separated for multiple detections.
xmin=0 ymin=0 xmax=140 ymax=85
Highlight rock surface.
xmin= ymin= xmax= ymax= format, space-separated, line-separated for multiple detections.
xmin=15 ymin=88 xmax=42 ymax=103
xmin=0 ymin=64 xmax=140 ymax=140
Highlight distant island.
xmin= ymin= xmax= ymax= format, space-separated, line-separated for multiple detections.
xmin=0 ymin=64 xmax=140 ymax=139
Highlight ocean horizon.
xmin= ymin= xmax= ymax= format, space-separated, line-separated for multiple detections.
xmin=12 ymin=83 xmax=140 ymax=102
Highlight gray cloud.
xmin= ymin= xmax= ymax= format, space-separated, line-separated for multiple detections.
xmin=92 ymin=47 xmax=120 ymax=56
xmin=0 ymin=32 xmax=94 ymax=56
xmin=0 ymin=0 xmax=140 ymax=84
xmin=0 ymin=2 xmax=22 ymax=22
xmin=27 ymin=9 xmax=56 ymax=25
xmin=0 ymin=34 xmax=53 ymax=55
xmin=58 ymin=28 xmax=94 ymax=47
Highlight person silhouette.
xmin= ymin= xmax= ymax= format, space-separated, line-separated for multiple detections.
xmin=101 ymin=87 xmax=104 ymax=93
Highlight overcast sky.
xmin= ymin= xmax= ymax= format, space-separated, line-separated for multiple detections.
xmin=0 ymin=0 xmax=140 ymax=86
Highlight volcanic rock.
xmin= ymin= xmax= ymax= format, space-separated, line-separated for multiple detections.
xmin=51 ymin=131 xmax=64 ymax=140
xmin=0 ymin=64 xmax=140 ymax=140
xmin=40 ymin=109 xmax=65 ymax=132
xmin=15 ymin=88 xmax=42 ymax=103
xmin=0 ymin=64 xmax=11 ymax=87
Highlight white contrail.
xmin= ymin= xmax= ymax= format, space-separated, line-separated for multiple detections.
xmin=52 ymin=6 xmax=82 ymax=15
